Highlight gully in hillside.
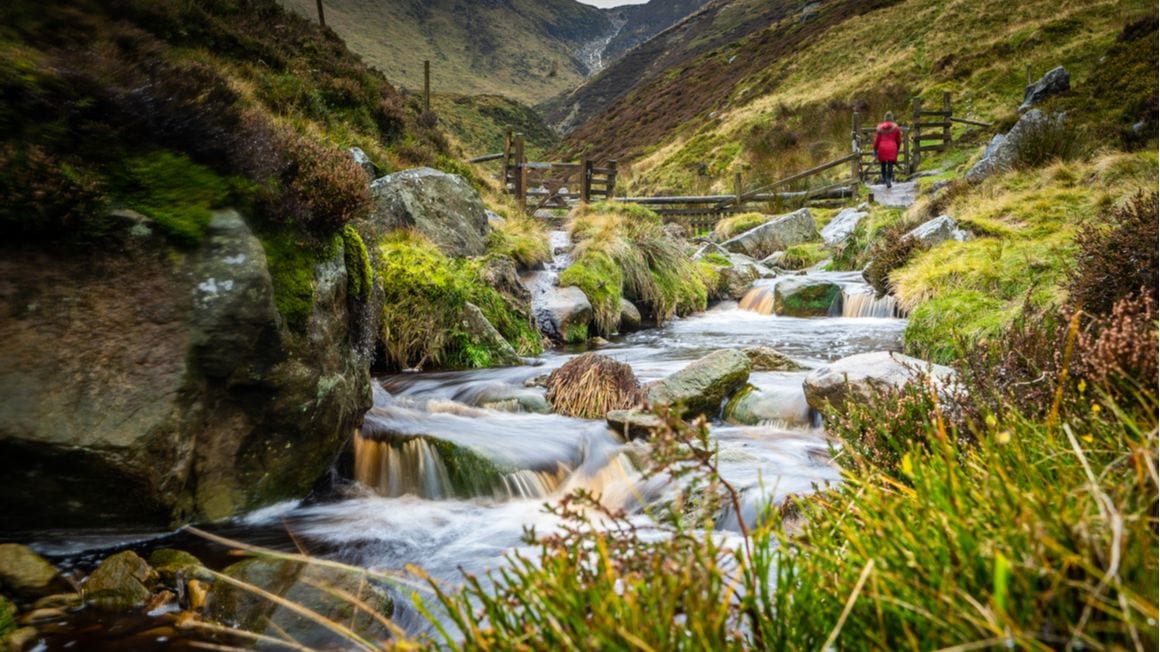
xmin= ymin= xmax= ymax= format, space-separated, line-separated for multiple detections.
xmin=874 ymin=111 xmax=902 ymax=188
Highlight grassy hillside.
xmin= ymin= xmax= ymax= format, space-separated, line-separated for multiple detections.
xmin=556 ymin=0 xmax=1153 ymax=195
xmin=432 ymin=93 xmax=557 ymax=161
xmin=278 ymin=0 xmax=612 ymax=106
xmin=601 ymin=0 xmax=712 ymax=64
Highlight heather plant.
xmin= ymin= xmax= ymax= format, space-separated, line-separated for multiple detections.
xmin=1067 ymin=192 xmax=1158 ymax=318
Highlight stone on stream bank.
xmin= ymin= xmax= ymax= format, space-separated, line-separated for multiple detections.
xmin=724 ymin=385 xmax=815 ymax=428
xmin=535 ymin=286 xmax=594 ymax=343
xmin=803 ymin=351 xmax=955 ymax=414
xmin=646 ymin=349 xmax=751 ymax=419
xmin=0 ymin=545 xmax=62 ymax=599
xmin=606 ymin=409 xmax=666 ymax=440
xmin=773 ymin=277 xmax=842 ymax=317
xmin=0 ymin=208 xmax=374 ymax=529
xmin=368 ymin=167 xmax=489 ymax=258
xmin=83 ymin=551 xmax=157 ymax=611
xmin=721 ymin=208 xmax=819 ymax=260
xmin=742 ymin=346 xmax=806 ymax=371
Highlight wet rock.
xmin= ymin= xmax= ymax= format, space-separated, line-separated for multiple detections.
xmin=460 ymin=302 xmax=521 ymax=367
xmin=692 ymin=242 xmax=731 ymax=259
xmin=475 ymin=386 xmax=551 ymax=414
xmin=368 ymin=167 xmax=489 ymax=257
xmin=32 ymin=593 xmax=82 ymax=611
xmin=646 ymin=349 xmax=751 ymax=419
xmin=619 ymin=299 xmax=642 ymax=332
xmin=148 ymin=549 xmax=211 ymax=587
xmin=0 ymin=545 xmax=60 ymax=599
xmin=2 ymin=627 xmax=37 ymax=651
xmin=742 ymin=345 xmax=805 ymax=371
xmin=723 ymin=385 xmax=814 ymax=427
xmin=721 ymin=208 xmax=819 ymax=259
xmin=905 ymin=215 xmax=969 ymax=247
xmin=606 ymin=409 xmax=665 ymax=440
xmin=348 ymin=146 xmax=377 ymax=179
xmin=524 ymin=372 xmax=550 ymax=388
xmin=209 ymin=558 xmax=393 ymax=651
xmin=803 ymin=351 xmax=955 ymax=413
xmin=760 ymin=252 xmax=786 ymax=268
xmin=820 ymin=207 xmax=867 ymax=246
xmin=534 ymin=286 xmax=593 ymax=343
xmin=773 ymin=278 xmax=841 ymax=316
xmin=18 ymin=608 xmax=66 ymax=625
xmin=83 ymin=551 xmax=156 ymax=611
xmin=1020 ymin=66 xmax=1070 ymax=112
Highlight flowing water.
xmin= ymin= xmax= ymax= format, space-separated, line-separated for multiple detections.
xmin=29 ymin=253 xmax=906 ymax=646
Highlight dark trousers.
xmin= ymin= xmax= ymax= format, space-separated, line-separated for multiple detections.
xmin=879 ymin=161 xmax=895 ymax=185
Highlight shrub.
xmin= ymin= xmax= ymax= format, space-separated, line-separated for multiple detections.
xmin=1011 ymin=112 xmax=1086 ymax=169
xmin=863 ymin=233 xmax=920 ymax=297
xmin=0 ymin=145 xmax=108 ymax=241
xmin=1067 ymin=192 xmax=1158 ymax=317
xmin=545 ymin=353 xmax=642 ymax=418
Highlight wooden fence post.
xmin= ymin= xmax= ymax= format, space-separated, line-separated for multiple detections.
xmin=851 ymin=111 xmax=862 ymax=180
xmin=581 ymin=160 xmax=593 ymax=204
xmin=606 ymin=160 xmax=618 ymax=199
xmin=502 ymin=129 xmax=513 ymax=194
xmin=942 ymin=91 xmax=952 ymax=151
xmin=514 ymin=134 xmax=526 ymax=212
xmin=902 ymin=125 xmax=911 ymax=175
xmin=315 ymin=0 xmax=326 ymax=26
xmin=733 ymin=171 xmax=743 ymax=207
xmin=911 ymin=97 xmax=923 ymax=171
xmin=423 ymin=60 xmax=431 ymax=114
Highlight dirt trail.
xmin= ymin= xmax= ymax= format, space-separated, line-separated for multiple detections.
xmin=867 ymin=181 xmax=917 ymax=208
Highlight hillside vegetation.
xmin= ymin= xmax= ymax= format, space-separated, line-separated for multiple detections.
xmin=601 ymin=0 xmax=713 ymax=64
xmin=278 ymin=0 xmax=612 ymax=106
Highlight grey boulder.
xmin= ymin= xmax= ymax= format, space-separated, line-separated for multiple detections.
xmin=369 ymin=167 xmax=489 ymax=257
xmin=905 ymin=215 xmax=969 ymax=247
xmin=722 ymin=208 xmax=819 ymax=259
xmin=1020 ymin=66 xmax=1070 ymax=112
xmin=646 ymin=349 xmax=751 ymax=419
xmin=803 ymin=351 xmax=955 ymax=413
xmin=820 ymin=207 xmax=867 ymax=246
xmin=534 ymin=285 xmax=593 ymax=343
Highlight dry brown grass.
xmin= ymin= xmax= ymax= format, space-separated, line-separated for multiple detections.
xmin=545 ymin=353 xmax=643 ymax=419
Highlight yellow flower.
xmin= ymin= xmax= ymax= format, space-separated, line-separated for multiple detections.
xmin=985 ymin=414 xmax=997 ymax=428
xmin=1077 ymin=379 xmax=1087 ymax=394
xmin=1091 ymin=403 xmax=1101 ymax=415
xmin=996 ymin=430 xmax=1012 ymax=445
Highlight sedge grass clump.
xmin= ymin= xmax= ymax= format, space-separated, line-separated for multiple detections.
xmin=485 ymin=208 xmax=551 ymax=270
xmin=712 ymin=212 xmax=767 ymax=240
xmin=544 ymin=353 xmax=642 ymax=418
xmin=563 ymin=202 xmax=706 ymax=336
xmin=376 ymin=231 xmax=538 ymax=370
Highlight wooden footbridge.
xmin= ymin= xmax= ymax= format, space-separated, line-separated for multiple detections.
xmin=471 ymin=94 xmax=988 ymax=232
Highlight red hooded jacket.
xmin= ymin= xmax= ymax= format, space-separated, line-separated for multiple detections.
xmin=873 ymin=121 xmax=902 ymax=162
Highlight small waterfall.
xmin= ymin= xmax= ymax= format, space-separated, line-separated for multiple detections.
xmin=354 ymin=433 xmax=569 ymax=500
xmin=841 ymin=290 xmax=905 ymax=318
xmin=739 ymin=286 xmax=776 ymax=315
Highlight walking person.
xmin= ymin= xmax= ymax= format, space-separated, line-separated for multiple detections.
xmin=873 ymin=111 xmax=902 ymax=188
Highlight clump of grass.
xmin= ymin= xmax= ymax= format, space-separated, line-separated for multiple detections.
xmin=563 ymin=202 xmax=706 ymax=336
xmin=485 ymin=208 xmax=551 ymax=270
xmin=545 ymin=353 xmax=642 ymax=419
xmin=376 ymin=231 xmax=539 ymax=370
xmin=779 ymin=242 xmax=827 ymax=270
xmin=863 ymin=234 xmax=920 ymax=297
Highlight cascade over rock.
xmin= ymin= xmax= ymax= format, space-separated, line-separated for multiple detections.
xmin=773 ymin=277 xmax=842 ymax=316
xmin=803 ymin=351 xmax=955 ymax=413
xmin=646 ymin=349 xmax=751 ymax=419
xmin=0 ymin=209 xmax=374 ymax=530
xmin=721 ymin=208 xmax=819 ymax=260
xmin=368 ymin=167 xmax=490 ymax=257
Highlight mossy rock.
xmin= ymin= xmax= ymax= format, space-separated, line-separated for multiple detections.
xmin=742 ymin=345 xmax=806 ymax=371
xmin=83 ymin=551 xmax=156 ymax=611
xmin=646 ymin=349 xmax=751 ymax=420
xmin=148 ymin=549 xmax=212 ymax=587
xmin=772 ymin=278 xmax=841 ymax=317
xmin=0 ymin=544 xmax=60 ymax=599
xmin=0 ymin=595 xmax=15 ymax=639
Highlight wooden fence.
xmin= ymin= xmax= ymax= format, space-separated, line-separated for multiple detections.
xmin=495 ymin=130 xmax=617 ymax=212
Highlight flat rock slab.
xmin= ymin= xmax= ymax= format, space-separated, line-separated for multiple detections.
xmin=646 ymin=349 xmax=751 ymax=419
xmin=803 ymin=351 xmax=955 ymax=413
xmin=607 ymin=409 xmax=665 ymax=440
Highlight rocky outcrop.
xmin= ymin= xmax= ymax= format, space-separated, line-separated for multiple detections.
xmin=83 ymin=551 xmax=157 ymax=611
xmin=722 ymin=209 xmax=819 ymax=260
xmin=646 ymin=349 xmax=751 ymax=419
xmin=966 ymin=109 xmax=1065 ymax=183
xmin=820 ymin=207 xmax=867 ymax=246
xmin=209 ymin=558 xmax=393 ymax=650
xmin=905 ymin=215 xmax=969 ymax=247
xmin=0 ymin=209 xmax=373 ymax=530
xmin=773 ymin=277 xmax=841 ymax=317
xmin=368 ymin=167 xmax=489 ymax=257
xmin=348 ymin=146 xmax=377 ymax=179
xmin=803 ymin=351 xmax=955 ymax=413
xmin=534 ymin=286 xmax=593 ymax=343
xmin=1020 ymin=66 xmax=1070 ymax=112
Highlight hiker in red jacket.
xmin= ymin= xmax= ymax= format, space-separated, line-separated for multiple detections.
xmin=873 ymin=112 xmax=902 ymax=188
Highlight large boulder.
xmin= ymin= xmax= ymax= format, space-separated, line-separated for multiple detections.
xmin=773 ymin=277 xmax=842 ymax=316
xmin=905 ymin=215 xmax=969 ymax=248
xmin=646 ymin=349 xmax=751 ymax=419
xmin=803 ymin=351 xmax=955 ymax=413
xmin=722 ymin=208 xmax=819 ymax=259
xmin=0 ymin=209 xmax=374 ymax=529
xmin=534 ymin=285 xmax=593 ymax=343
xmin=368 ymin=167 xmax=489 ymax=257
xmin=619 ymin=299 xmax=642 ymax=332
xmin=0 ymin=544 xmax=61 ymax=598
xmin=965 ymin=110 xmax=1064 ymax=183
xmin=1020 ymin=66 xmax=1070 ymax=112
xmin=820 ymin=207 xmax=868 ymax=246
xmin=459 ymin=302 xmax=521 ymax=367
xmin=209 ymin=558 xmax=393 ymax=651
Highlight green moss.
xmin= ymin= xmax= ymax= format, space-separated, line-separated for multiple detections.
xmin=426 ymin=438 xmax=508 ymax=497
xmin=341 ymin=225 xmax=372 ymax=301
xmin=486 ymin=210 xmax=551 ymax=269
xmin=376 ymin=232 xmax=539 ymax=370
xmin=0 ymin=594 xmax=14 ymax=639
xmin=780 ymin=242 xmax=827 ymax=270
xmin=778 ymin=283 xmax=841 ymax=317
xmin=261 ymin=231 xmax=322 ymax=331
xmin=111 ymin=150 xmax=233 ymax=245
xmin=559 ymin=251 xmax=624 ymax=337
xmin=564 ymin=321 xmax=590 ymax=344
